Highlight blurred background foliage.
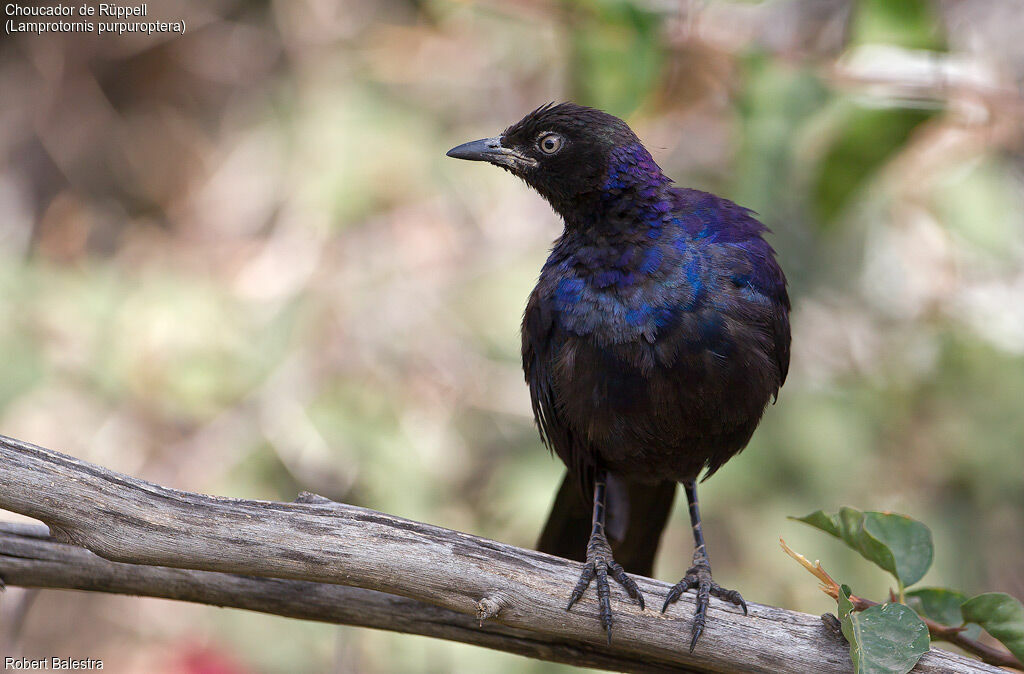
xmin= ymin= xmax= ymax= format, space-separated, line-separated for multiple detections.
xmin=1 ymin=0 xmax=1023 ymax=672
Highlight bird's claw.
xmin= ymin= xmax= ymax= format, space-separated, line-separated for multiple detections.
xmin=565 ymin=532 xmax=645 ymax=643
xmin=662 ymin=554 xmax=747 ymax=652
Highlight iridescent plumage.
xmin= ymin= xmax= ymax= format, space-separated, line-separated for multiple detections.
xmin=448 ymin=102 xmax=791 ymax=650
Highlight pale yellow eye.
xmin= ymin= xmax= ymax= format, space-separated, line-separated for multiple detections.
xmin=538 ymin=133 xmax=563 ymax=154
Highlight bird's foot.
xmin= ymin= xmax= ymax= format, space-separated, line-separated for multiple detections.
xmin=565 ymin=529 xmax=645 ymax=643
xmin=661 ymin=549 xmax=747 ymax=652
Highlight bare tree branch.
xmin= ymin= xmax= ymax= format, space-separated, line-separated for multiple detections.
xmin=0 ymin=522 xmax=669 ymax=672
xmin=0 ymin=434 xmax=1004 ymax=673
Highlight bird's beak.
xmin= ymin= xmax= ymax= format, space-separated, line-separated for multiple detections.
xmin=446 ymin=137 xmax=537 ymax=170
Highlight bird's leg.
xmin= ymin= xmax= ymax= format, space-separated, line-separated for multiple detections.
xmin=662 ymin=479 xmax=747 ymax=652
xmin=565 ymin=468 xmax=645 ymax=643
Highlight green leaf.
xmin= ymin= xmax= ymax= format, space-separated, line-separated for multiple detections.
xmin=792 ymin=507 xmax=933 ymax=586
xmin=905 ymin=588 xmax=982 ymax=641
xmin=960 ymin=592 xmax=1024 ymax=663
xmin=793 ymin=509 xmax=841 ymax=537
xmin=859 ymin=511 xmax=933 ymax=587
xmin=839 ymin=583 xmax=856 ymax=621
xmin=839 ymin=586 xmax=931 ymax=674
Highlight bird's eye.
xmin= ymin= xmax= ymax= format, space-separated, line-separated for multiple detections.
xmin=537 ymin=133 xmax=563 ymax=155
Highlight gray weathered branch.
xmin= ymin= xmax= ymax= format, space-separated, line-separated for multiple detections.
xmin=0 ymin=522 xmax=661 ymax=672
xmin=0 ymin=434 xmax=1003 ymax=673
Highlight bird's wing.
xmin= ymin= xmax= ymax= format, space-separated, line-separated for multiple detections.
xmin=773 ymin=283 xmax=792 ymax=388
xmin=522 ymin=289 xmax=596 ymax=484
xmin=716 ymin=236 xmax=791 ymax=393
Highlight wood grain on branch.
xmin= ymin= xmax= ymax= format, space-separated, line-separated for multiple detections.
xmin=0 ymin=522 xmax=664 ymax=672
xmin=0 ymin=434 xmax=1004 ymax=673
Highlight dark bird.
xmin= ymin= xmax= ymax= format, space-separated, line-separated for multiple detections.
xmin=447 ymin=103 xmax=790 ymax=651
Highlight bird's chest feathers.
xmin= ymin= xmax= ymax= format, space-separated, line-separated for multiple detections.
xmin=542 ymin=236 xmax=707 ymax=346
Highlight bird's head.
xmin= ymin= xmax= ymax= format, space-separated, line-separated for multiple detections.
xmin=447 ymin=103 xmax=666 ymax=222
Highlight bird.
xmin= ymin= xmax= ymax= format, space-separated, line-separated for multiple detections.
xmin=446 ymin=102 xmax=790 ymax=651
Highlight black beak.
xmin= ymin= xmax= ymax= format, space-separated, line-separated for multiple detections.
xmin=446 ymin=136 xmax=537 ymax=170
xmin=446 ymin=137 xmax=505 ymax=162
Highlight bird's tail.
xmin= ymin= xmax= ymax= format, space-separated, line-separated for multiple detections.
xmin=536 ymin=471 xmax=676 ymax=577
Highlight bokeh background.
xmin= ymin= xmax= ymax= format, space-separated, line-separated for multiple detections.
xmin=1 ymin=0 xmax=1023 ymax=672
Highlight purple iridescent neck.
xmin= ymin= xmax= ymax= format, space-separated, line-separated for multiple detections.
xmin=593 ymin=143 xmax=673 ymax=226
xmin=603 ymin=143 xmax=669 ymax=189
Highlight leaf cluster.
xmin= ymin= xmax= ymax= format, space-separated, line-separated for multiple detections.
xmin=792 ymin=507 xmax=1024 ymax=673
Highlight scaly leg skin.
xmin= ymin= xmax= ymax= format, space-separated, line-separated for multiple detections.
xmin=662 ymin=480 xmax=747 ymax=652
xmin=565 ymin=469 xmax=645 ymax=644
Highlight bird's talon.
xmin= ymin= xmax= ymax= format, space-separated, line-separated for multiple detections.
xmin=566 ymin=563 xmax=594 ymax=610
xmin=608 ymin=561 xmax=645 ymax=610
xmin=566 ymin=532 xmax=645 ymax=642
xmin=664 ymin=562 xmax=745 ymax=651
xmin=710 ymin=585 xmax=748 ymax=614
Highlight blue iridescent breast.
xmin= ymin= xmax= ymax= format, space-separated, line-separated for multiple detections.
xmin=543 ymin=228 xmax=710 ymax=346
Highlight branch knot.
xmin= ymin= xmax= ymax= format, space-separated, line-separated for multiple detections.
xmin=476 ymin=591 xmax=513 ymax=626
